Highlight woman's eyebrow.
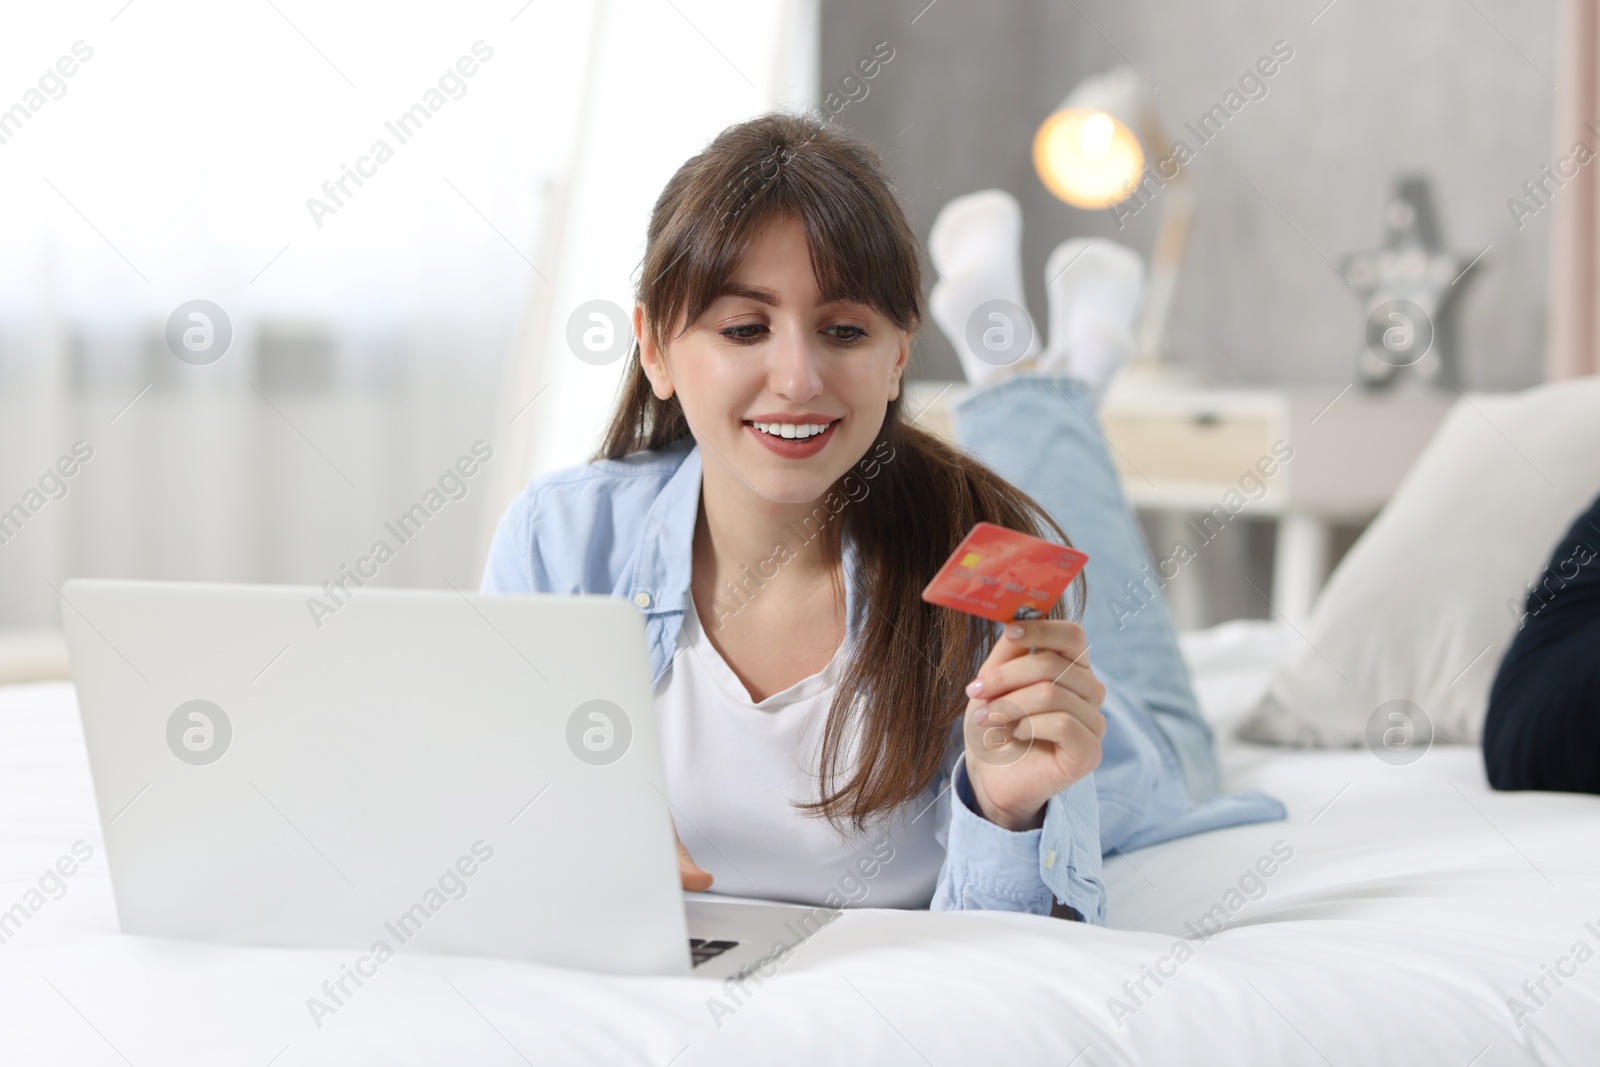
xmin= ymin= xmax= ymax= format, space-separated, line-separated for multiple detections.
xmin=714 ymin=284 xmax=863 ymax=310
xmin=716 ymin=283 xmax=778 ymax=306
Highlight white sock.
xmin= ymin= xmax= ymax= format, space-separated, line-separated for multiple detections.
xmin=1039 ymin=238 xmax=1144 ymax=395
xmin=929 ymin=190 xmax=1040 ymax=386
xmin=1060 ymin=309 xmax=1135 ymax=398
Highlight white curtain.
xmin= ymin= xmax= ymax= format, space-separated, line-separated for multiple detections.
xmin=0 ymin=1 xmax=595 ymax=628
xmin=479 ymin=0 xmax=819 ymax=569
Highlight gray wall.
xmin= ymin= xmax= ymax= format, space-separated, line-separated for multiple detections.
xmin=820 ymin=0 xmax=1555 ymax=390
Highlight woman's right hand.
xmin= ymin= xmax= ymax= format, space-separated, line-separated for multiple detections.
xmin=676 ymin=830 xmax=713 ymax=891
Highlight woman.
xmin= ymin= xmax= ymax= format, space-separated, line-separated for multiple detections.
xmin=482 ymin=112 xmax=1283 ymax=924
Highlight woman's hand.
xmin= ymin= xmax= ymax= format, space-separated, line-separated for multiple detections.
xmin=676 ymin=830 xmax=714 ymax=891
xmin=961 ymin=619 xmax=1107 ymax=831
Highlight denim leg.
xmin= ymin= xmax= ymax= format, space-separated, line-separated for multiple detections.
xmin=951 ymin=373 xmax=1220 ymax=801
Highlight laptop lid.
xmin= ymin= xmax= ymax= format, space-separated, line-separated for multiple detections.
xmin=60 ymin=578 xmax=690 ymax=976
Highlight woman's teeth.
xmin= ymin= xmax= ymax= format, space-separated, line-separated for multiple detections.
xmin=751 ymin=421 xmax=832 ymax=440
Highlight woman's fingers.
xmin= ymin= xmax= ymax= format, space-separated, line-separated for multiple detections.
xmin=1007 ymin=709 xmax=1104 ymax=776
xmin=1008 ymin=704 xmax=1104 ymax=746
xmin=968 ymin=619 xmax=1106 ymax=715
xmin=676 ymin=831 xmax=713 ymax=892
xmin=975 ymin=618 xmax=1086 ymax=676
xmin=969 ymin=646 xmax=1097 ymax=704
xmin=963 ymin=632 xmax=1107 ymax=827
xmin=997 ymin=619 xmax=1090 ymax=660
xmin=983 ymin=680 xmax=1107 ymax=739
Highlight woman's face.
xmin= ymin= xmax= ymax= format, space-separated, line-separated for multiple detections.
xmin=636 ymin=213 xmax=909 ymax=507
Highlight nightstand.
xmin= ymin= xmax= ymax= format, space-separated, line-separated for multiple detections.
xmin=904 ymin=380 xmax=1453 ymax=628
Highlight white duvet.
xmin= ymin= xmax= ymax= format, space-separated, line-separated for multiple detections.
xmin=2 ymin=622 xmax=1597 ymax=1065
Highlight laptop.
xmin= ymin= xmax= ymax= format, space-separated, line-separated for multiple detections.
xmin=60 ymin=578 xmax=836 ymax=979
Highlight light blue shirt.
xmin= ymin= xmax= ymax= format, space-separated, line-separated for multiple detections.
xmin=480 ymin=438 xmax=1285 ymax=925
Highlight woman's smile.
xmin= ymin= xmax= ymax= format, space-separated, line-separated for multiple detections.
xmin=743 ymin=414 xmax=843 ymax=459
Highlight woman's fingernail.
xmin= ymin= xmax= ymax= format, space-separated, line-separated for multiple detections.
xmin=965 ymin=679 xmax=986 ymax=698
xmin=1005 ymin=623 xmax=1026 ymax=640
xmin=973 ymin=703 xmax=990 ymax=725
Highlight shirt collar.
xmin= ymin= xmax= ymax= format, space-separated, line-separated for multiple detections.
xmin=627 ymin=440 xmax=700 ymax=617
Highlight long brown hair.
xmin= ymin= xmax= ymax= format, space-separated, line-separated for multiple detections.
xmin=601 ymin=112 xmax=1083 ymax=829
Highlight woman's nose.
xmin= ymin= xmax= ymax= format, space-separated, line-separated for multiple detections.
xmin=768 ymin=328 xmax=823 ymax=401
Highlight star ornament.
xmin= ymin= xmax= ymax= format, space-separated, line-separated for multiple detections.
xmin=1341 ymin=176 xmax=1481 ymax=389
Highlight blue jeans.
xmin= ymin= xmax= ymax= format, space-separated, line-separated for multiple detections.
xmin=952 ymin=374 xmax=1221 ymax=803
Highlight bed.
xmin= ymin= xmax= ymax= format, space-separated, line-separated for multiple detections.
xmin=2 ymin=620 xmax=1596 ymax=1066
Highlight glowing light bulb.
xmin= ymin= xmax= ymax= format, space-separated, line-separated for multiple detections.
xmin=1079 ymin=112 xmax=1114 ymax=157
xmin=1033 ymin=108 xmax=1145 ymax=209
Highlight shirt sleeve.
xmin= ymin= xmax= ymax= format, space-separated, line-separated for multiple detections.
xmin=479 ymin=490 xmax=537 ymax=595
xmin=929 ymin=756 xmax=1107 ymax=924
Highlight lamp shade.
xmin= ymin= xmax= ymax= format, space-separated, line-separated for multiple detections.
xmin=1033 ymin=66 xmax=1163 ymax=209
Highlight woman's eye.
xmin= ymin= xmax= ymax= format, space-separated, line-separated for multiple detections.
xmin=720 ymin=323 xmax=767 ymax=343
xmin=717 ymin=322 xmax=867 ymax=344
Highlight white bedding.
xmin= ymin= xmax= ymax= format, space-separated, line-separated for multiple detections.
xmin=2 ymin=621 xmax=1597 ymax=1065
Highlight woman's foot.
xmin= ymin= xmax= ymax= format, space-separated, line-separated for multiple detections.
xmin=1038 ymin=238 xmax=1144 ymax=398
xmin=929 ymin=189 xmax=1041 ymax=386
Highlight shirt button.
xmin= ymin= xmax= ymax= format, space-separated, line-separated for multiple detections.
xmin=1044 ymin=849 xmax=1057 ymax=870
xmin=633 ymin=592 xmax=653 ymax=609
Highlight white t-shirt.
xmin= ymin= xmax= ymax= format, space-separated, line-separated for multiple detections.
xmin=653 ymin=604 xmax=947 ymax=909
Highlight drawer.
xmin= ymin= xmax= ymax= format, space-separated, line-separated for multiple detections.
xmin=1100 ymin=389 xmax=1289 ymax=509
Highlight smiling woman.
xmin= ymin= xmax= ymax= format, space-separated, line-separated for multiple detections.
xmin=482 ymin=112 xmax=1285 ymax=922
xmin=605 ymin=115 xmax=1074 ymax=833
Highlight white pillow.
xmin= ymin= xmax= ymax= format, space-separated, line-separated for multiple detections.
xmin=1239 ymin=376 xmax=1600 ymax=747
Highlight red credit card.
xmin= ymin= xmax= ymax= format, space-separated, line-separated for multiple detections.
xmin=920 ymin=522 xmax=1089 ymax=623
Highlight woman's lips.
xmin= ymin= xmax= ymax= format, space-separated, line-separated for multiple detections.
xmin=743 ymin=419 xmax=840 ymax=459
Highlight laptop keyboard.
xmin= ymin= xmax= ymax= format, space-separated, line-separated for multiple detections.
xmin=689 ymin=938 xmax=739 ymax=966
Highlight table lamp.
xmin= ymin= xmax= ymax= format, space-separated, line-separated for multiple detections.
xmin=1033 ymin=66 xmax=1193 ymax=381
